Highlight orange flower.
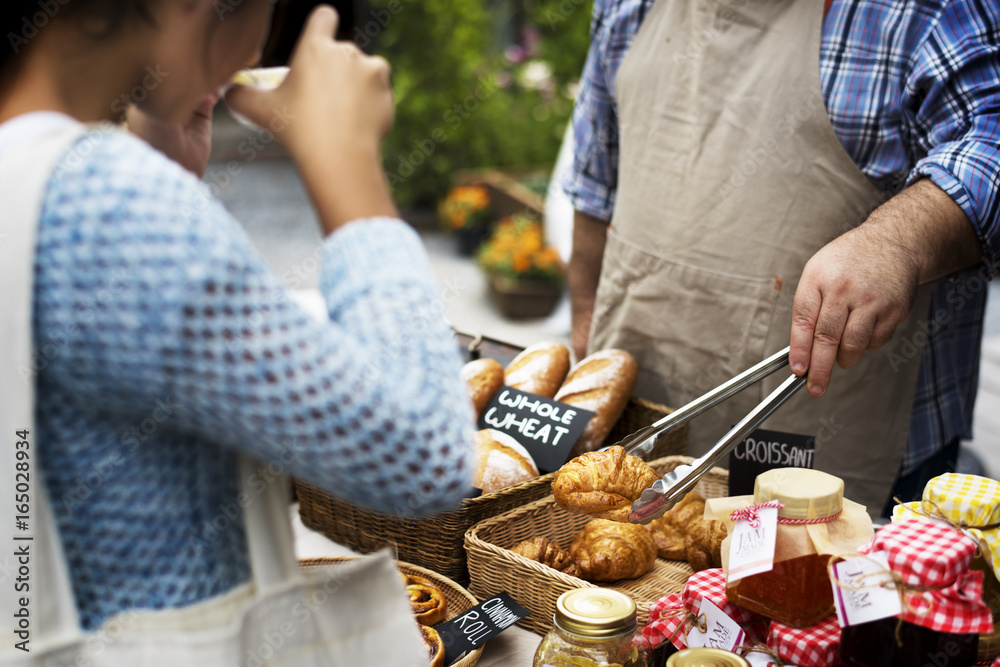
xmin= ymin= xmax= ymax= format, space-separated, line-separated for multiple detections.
xmin=476 ymin=213 xmax=563 ymax=284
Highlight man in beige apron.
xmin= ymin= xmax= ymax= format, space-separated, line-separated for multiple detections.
xmin=569 ymin=0 xmax=985 ymax=514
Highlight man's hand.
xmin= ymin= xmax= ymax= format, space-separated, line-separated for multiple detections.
xmin=127 ymin=94 xmax=217 ymax=179
xmin=789 ymin=179 xmax=982 ymax=397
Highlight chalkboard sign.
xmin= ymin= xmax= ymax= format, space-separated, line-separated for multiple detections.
xmin=727 ymin=427 xmax=815 ymax=496
xmin=436 ymin=592 xmax=530 ymax=665
xmin=477 ymin=387 xmax=595 ymax=473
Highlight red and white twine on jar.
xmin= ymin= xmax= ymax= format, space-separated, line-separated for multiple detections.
xmin=730 ymin=500 xmax=842 ymax=527
xmin=730 ymin=500 xmax=784 ymax=528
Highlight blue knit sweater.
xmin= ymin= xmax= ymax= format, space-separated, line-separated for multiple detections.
xmin=32 ymin=129 xmax=475 ymax=631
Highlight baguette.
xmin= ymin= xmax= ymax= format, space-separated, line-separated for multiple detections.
xmin=504 ymin=342 xmax=570 ymax=398
xmin=554 ymin=349 xmax=638 ymax=457
xmin=460 ymin=358 xmax=504 ymax=418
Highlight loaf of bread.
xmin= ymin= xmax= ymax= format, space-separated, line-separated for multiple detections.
xmin=460 ymin=358 xmax=504 ymax=418
xmin=554 ymin=349 xmax=638 ymax=457
xmin=472 ymin=429 xmax=539 ymax=494
xmin=504 ymin=342 xmax=571 ymax=398
xmin=552 ymin=445 xmax=658 ymax=522
xmin=570 ymin=519 xmax=657 ymax=582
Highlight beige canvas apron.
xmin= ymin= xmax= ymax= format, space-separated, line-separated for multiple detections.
xmin=590 ymin=0 xmax=934 ymax=514
xmin=0 ymin=124 xmax=428 ymax=666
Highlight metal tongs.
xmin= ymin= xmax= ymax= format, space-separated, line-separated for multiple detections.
xmin=625 ymin=347 xmax=807 ymax=524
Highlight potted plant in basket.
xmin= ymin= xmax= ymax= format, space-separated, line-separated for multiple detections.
xmin=438 ymin=185 xmax=493 ymax=256
xmin=476 ymin=214 xmax=564 ymax=319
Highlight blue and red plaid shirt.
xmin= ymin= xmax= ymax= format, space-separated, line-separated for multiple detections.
xmin=564 ymin=0 xmax=1000 ymax=474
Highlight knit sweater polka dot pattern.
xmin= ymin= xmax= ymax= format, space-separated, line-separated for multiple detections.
xmin=33 ymin=129 xmax=475 ymax=630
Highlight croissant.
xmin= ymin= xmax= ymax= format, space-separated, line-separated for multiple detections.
xmin=646 ymin=492 xmax=706 ymax=559
xmin=401 ymin=573 xmax=448 ymax=626
xmin=570 ymin=519 xmax=657 ymax=582
xmin=552 ymin=446 xmax=659 ymax=522
xmin=510 ymin=537 xmax=581 ymax=578
xmin=645 ymin=491 xmax=726 ymax=571
xmin=688 ymin=518 xmax=727 ymax=571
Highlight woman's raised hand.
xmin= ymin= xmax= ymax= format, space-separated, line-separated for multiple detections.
xmin=225 ymin=5 xmax=398 ymax=231
xmin=224 ymin=5 xmax=394 ymax=161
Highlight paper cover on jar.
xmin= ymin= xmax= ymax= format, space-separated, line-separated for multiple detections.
xmin=893 ymin=472 xmax=1000 ymax=582
xmin=766 ymin=615 xmax=840 ymax=667
xmin=705 ymin=493 xmax=873 ymax=573
xmin=857 ymin=518 xmax=993 ymax=635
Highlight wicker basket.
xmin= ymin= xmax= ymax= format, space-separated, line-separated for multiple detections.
xmin=464 ymin=456 xmax=729 ymax=636
xmin=299 ymin=557 xmax=484 ymax=667
xmin=296 ymin=396 xmax=686 ymax=584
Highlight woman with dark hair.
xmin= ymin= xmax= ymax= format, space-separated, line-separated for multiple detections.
xmin=0 ymin=1 xmax=473 ymax=663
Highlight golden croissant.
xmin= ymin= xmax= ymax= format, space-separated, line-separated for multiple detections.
xmin=570 ymin=519 xmax=657 ymax=582
xmin=510 ymin=537 xmax=580 ymax=578
xmin=552 ymin=445 xmax=659 ymax=522
xmin=645 ymin=491 xmax=726 ymax=571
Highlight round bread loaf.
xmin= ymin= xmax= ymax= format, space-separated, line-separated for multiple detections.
xmin=504 ymin=342 xmax=570 ymax=398
xmin=460 ymin=358 xmax=504 ymax=418
xmin=472 ymin=429 xmax=540 ymax=494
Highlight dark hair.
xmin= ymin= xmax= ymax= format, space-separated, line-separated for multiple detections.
xmin=1 ymin=0 xmax=156 ymax=77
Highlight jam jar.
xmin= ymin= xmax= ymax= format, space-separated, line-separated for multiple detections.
xmin=839 ymin=616 xmax=978 ymax=667
xmin=665 ymin=648 xmax=749 ymax=666
xmin=534 ymin=588 xmax=647 ymax=667
xmin=725 ymin=468 xmax=864 ymax=627
xmin=973 ymin=554 xmax=1000 ymax=663
xmin=837 ymin=519 xmax=992 ymax=667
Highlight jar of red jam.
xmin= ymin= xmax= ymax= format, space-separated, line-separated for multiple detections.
xmin=720 ymin=468 xmax=873 ymax=628
xmin=893 ymin=473 xmax=1000 ymax=665
xmin=837 ymin=519 xmax=994 ymax=667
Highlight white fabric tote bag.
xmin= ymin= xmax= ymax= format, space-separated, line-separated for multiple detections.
xmin=0 ymin=123 xmax=428 ymax=667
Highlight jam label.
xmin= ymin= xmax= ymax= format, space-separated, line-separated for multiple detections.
xmin=727 ymin=506 xmax=779 ymax=581
xmin=477 ymin=387 xmax=595 ymax=472
xmin=436 ymin=592 xmax=529 ymax=665
xmin=831 ymin=551 xmax=902 ymax=627
xmin=686 ymin=598 xmax=746 ymax=652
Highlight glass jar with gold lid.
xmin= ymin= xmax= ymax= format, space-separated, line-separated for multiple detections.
xmin=665 ymin=648 xmax=749 ymax=667
xmin=533 ymin=588 xmax=647 ymax=667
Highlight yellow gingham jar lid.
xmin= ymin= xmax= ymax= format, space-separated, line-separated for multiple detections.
xmin=893 ymin=473 xmax=1000 ymax=581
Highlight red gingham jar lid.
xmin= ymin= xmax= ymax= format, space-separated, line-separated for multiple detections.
xmin=859 ymin=518 xmax=993 ymax=634
xmin=682 ymin=568 xmax=763 ymax=626
xmin=767 ymin=615 xmax=840 ymax=667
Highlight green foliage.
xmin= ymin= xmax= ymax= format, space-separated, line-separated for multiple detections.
xmin=364 ymin=0 xmax=593 ymax=209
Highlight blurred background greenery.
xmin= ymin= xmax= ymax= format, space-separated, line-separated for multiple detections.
xmin=365 ymin=0 xmax=593 ymax=209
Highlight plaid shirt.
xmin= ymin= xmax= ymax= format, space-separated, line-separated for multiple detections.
xmin=565 ymin=0 xmax=1000 ymax=474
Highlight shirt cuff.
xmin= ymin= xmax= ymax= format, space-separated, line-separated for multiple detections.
xmin=908 ymin=162 xmax=998 ymax=278
xmin=561 ymin=169 xmax=616 ymax=222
